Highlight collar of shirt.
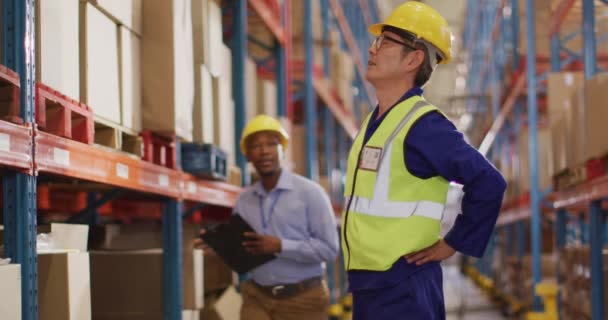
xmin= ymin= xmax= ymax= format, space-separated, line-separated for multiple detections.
xmin=252 ymin=169 xmax=294 ymax=197
xmin=363 ymin=86 xmax=423 ymax=145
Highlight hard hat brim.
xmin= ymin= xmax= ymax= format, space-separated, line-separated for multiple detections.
xmin=368 ymin=23 xmax=384 ymax=36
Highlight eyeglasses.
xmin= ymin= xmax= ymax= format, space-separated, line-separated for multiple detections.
xmin=372 ymin=34 xmax=419 ymax=52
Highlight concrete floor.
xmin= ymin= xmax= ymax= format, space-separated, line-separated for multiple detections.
xmin=443 ymin=257 xmax=506 ymax=320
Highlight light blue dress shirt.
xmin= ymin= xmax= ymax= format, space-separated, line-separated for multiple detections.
xmin=234 ymin=170 xmax=339 ymax=286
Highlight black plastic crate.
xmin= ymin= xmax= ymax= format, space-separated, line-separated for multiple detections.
xmin=181 ymin=143 xmax=227 ymax=181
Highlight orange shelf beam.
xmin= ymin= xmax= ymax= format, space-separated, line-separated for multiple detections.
xmin=552 ymin=175 xmax=608 ymax=209
xmin=35 ymin=130 xmax=241 ymax=207
xmin=0 ymin=120 xmax=33 ymax=173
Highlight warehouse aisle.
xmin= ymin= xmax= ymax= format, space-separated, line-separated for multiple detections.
xmin=443 ymin=257 xmax=505 ymax=320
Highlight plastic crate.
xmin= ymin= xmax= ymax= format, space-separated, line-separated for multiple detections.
xmin=181 ymin=143 xmax=227 ymax=181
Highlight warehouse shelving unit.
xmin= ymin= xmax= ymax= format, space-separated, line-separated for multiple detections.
xmin=1 ymin=0 xmax=381 ymax=318
xmin=0 ymin=1 xmax=241 ymax=319
xmin=463 ymin=0 xmax=608 ymax=318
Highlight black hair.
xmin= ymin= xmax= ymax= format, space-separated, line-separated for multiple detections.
xmin=382 ymin=26 xmax=433 ymax=87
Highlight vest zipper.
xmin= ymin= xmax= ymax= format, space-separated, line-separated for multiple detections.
xmin=343 ymin=146 xmax=365 ymax=270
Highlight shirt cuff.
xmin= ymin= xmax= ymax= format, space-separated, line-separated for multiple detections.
xmin=444 ymin=224 xmax=484 ymax=258
xmin=278 ymin=239 xmax=299 ymax=258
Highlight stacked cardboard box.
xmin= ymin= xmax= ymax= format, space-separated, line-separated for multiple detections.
xmin=193 ymin=64 xmax=215 ymax=144
xmin=192 ymin=0 xmax=223 ymax=144
xmin=35 ymin=0 xmax=81 ymax=101
xmin=582 ymin=73 xmax=608 ymax=160
xmin=559 ymin=245 xmax=608 ymax=319
xmin=290 ymin=1 xmax=341 ymax=79
xmin=5 ymin=0 xmax=144 ymax=133
xmin=256 ymin=79 xmax=278 ymax=118
xmin=90 ymin=249 xmax=204 ymax=318
xmin=332 ymin=49 xmax=355 ymax=112
xmin=516 ymin=127 xmax=553 ymax=193
xmin=518 ymin=0 xmax=608 ymax=57
xmin=192 ymin=0 xmax=223 ymax=77
xmin=142 ymin=0 xmax=194 ymax=141
xmin=79 ymin=0 xmax=143 ymax=132
xmin=89 ymin=223 xmax=235 ymax=294
xmin=0 ymin=264 xmax=21 ymax=320
xmin=246 ymin=58 xmax=259 ymax=122
xmin=213 ymin=44 xmax=236 ymax=164
xmin=38 ymin=223 xmax=92 ymax=320
xmin=291 ymin=124 xmax=307 ymax=176
xmin=548 ymin=73 xmax=608 ymax=179
xmin=547 ymin=72 xmax=584 ymax=173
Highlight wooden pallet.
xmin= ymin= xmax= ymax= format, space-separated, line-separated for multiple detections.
xmin=553 ymin=152 xmax=608 ymax=191
xmin=0 ymin=65 xmax=21 ymax=124
xmin=140 ymin=130 xmax=178 ymax=169
xmin=94 ymin=117 xmax=142 ymax=157
xmin=35 ymin=82 xmax=94 ymax=144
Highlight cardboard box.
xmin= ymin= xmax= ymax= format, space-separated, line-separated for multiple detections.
xmin=89 ymin=0 xmax=142 ymax=36
xmin=246 ymin=58 xmax=258 ymax=122
xmin=90 ymin=223 xmax=201 ymax=251
xmin=204 ymin=251 xmax=235 ymax=292
xmin=517 ymin=128 xmax=553 ymax=192
xmin=548 ymin=72 xmax=584 ymax=172
xmin=291 ymin=39 xmax=326 ymax=68
xmin=38 ymin=252 xmax=92 ymax=320
xmin=212 ymin=45 xmax=235 ymax=163
xmin=247 ymin=19 xmax=275 ymax=62
xmin=0 ymin=264 xmax=21 ymax=320
xmin=80 ymin=2 xmax=122 ymax=124
xmin=547 ymin=72 xmax=584 ymax=124
xmin=50 ymin=223 xmax=89 ymax=252
xmin=35 ymin=0 xmax=80 ymax=100
xmin=568 ymin=87 xmax=587 ymax=166
xmin=183 ymin=309 xmax=201 ymax=320
xmin=550 ymin=116 xmax=567 ymax=173
xmin=256 ymin=79 xmax=278 ymax=118
xmin=194 ymin=64 xmax=215 ymax=144
xmin=228 ymin=166 xmax=242 ymax=187
xmin=583 ymin=73 xmax=608 ymax=159
xmin=90 ymin=249 xmax=204 ymax=316
xmin=201 ymin=286 xmax=242 ymax=320
xmin=192 ymin=0 xmax=223 ymax=77
xmin=291 ymin=125 xmax=307 ymax=176
xmin=118 ymin=26 xmax=142 ymax=132
xmin=142 ymin=0 xmax=194 ymax=141
xmin=291 ymin=0 xmax=322 ymax=40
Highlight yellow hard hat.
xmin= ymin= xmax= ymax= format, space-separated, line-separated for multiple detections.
xmin=240 ymin=115 xmax=289 ymax=154
xmin=368 ymin=2 xmax=452 ymax=64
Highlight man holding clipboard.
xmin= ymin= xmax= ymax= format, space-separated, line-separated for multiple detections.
xmin=194 ymin=115 xmax=339 ymax=320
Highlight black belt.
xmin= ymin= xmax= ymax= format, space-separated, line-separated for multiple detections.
xmin=253 ymin=276 xmax=323 ymax=299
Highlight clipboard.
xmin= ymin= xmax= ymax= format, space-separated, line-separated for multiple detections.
xmin=201 ymin=214 xmax=276 ymax=274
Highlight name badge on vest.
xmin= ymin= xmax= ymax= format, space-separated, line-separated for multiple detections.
xmin=359 ymin=146 xmax=382 ymax=171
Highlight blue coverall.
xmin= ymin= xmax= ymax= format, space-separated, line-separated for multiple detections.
xmin=349 ymin=87 xmax=507 ymax=320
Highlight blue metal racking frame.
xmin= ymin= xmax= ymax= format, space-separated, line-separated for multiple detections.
xmin=2 ymin=0 xmax=38 ymax=319
xmin=467 ymin=0 xmax=608 ymax=317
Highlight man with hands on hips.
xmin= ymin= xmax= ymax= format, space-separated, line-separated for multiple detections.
xmin=194 ymin=115 xmax=339 ymax=320
xmin=341 ymin=2 xmax=507 ymax=319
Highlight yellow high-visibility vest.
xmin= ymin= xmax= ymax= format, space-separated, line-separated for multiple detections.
xmin=342 ymin=96 xmax=449 ymax=271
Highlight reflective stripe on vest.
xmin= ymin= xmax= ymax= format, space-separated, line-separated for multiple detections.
xmin=345 ymin=100 xmax=445 ymax=221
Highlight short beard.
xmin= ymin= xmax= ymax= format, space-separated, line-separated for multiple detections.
xmin=258 ymin=167 xmax=280 ymax=177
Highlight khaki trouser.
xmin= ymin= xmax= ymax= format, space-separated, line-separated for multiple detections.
xmin=240 ymin=280 xmax=330 ymax=320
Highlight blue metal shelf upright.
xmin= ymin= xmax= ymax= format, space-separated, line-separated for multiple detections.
xmin=2 ymin=1 xmax=39 ymax=319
